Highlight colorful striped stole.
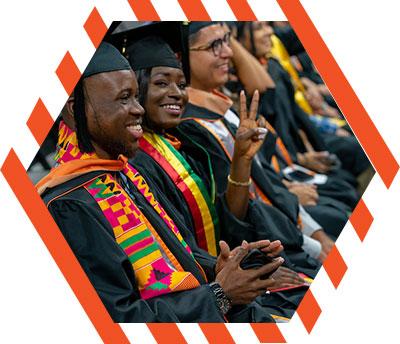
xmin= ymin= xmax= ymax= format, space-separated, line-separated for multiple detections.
xmin=140 ymin=132 xmax=219 ymax=256
xmin=56 ymin=121 xmax=201 ymax=299
xmin=54 ymin=121 xmax=94 ymax=163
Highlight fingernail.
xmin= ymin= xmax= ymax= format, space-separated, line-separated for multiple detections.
xmin=257 ymin=128 xmax=268 ymax=134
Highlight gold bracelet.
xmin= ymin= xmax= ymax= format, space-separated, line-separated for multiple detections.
xmin=227 ymin=174 xmax=251 ymax=187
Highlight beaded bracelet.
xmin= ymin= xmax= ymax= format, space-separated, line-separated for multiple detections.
xmin=227 ymin=174 xmax=251 ymax=187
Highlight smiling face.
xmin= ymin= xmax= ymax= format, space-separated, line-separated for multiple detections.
xmin=243 ymin=21 xmax=274 ymax=58
xmin=143 ymin=66 xmax=188 ymax=131
xmin=189 ymin=24 xmax=233 ymax=92
xmin=83 ymin=69 xmax=145 ymax=159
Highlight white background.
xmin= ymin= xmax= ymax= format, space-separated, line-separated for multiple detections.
xmin=1 ymin=0 xmax=399 ymax=343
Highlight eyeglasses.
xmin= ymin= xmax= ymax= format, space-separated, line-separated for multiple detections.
xmin=190 ymin=32 xmax=231 ymax=57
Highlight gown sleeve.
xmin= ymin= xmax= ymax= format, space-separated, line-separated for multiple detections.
xmin=47 ymin=191 xmax=225 ymax=323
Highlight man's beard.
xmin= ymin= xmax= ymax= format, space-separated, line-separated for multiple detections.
xmin=93 ymin=135 xmax=136 ymax=160
xmin=90 ymin=114 xmax=137 ymax=159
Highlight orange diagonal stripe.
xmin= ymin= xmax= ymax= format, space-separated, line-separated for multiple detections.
xmin=1 ymin=149 xmax=129 ymax=344
xmin=56 ymin=51 xmax=81 ymax=96
xmin=147 ymin=324 xmax=187 ymax=344
xmin=84 ymin=7 xmax=108 ymax=48
xmin=177 ymin=0 xmax=211 ymax=20
xmin=226 ymin=0 xmax=256 ymax=20
xmin=199 ymin=323 xmax=235 ymax=344
xmin=350 ymin=198 xmax=374 ymax=241
xmin=276 ymin=0 xmax=399 ymax=188
xmin=26 ymin=98 xmax=55 ymax=146
xmin=323 ymin=245 xmax=348 ymax=289
xmin=251 ymin=323 xmax=286 ymax=343
xmin=296 ymin=289 xmax=321 ymax=334
xmin=127 ymin=0 xmax=160 ymax=20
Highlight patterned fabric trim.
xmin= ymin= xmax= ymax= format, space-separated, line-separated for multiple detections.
xmin=56 ymin=121 xmax=201 ymax=299
xmin=140 ymin=132 xmax=219 ymax=256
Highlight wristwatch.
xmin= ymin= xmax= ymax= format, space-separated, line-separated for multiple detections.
xmin=209 ymin=282 xmax=232 ymax=315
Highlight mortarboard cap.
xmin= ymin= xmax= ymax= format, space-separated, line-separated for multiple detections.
xmin=188 ymin=21 xmax=222 ymax=36
xmin=82 ymin=42 xmax=131 ymax=79
xmin=104 ymin=21 xmax=190 ymax=82
xmin=126 ymin=36 xmax=181 ymax=71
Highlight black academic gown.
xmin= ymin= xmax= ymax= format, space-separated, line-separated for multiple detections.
xmin=179 ymin=103 xmax=321 ymax=277
xmin=258 ymin=130 xmax=351 ymax=239
xmin=42 ymin=170 xmax=275 ymax=323
xmin=133 ymin=138 xmax=313 ymax=314
xmin=133 ymin=135 xmax=313 ymax=270
xmin=260 ymin=58 xmax=362 ymax=207
xmin=295 ymin=51 xmax=340 ymax=110
xmin=266 ymin=57 xmax=370 ymax=179
xmin=180 ymin=104 xmax=349 ymax=239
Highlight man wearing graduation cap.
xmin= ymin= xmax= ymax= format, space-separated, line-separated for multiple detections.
xmin=36 ymin=42 xmax=285 ymax=322
xmin=177 ymin=22 xmax=347 ymax=266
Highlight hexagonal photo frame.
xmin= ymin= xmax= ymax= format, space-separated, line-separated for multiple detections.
xmin=1 ymin=1 xmax=399 ymax=343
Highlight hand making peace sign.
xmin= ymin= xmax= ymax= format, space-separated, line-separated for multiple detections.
xmin=234 ymin=90 xmax=267 ymax=162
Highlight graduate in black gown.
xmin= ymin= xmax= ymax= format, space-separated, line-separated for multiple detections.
xmin=123 ymin=32 xmax=319 ymax=315
xmin=234 ymin=21 xmax=369 ymax=210
xmin=177 ymin=22 xmax=354 ymax=264
xmin=37 ymin=42 xmax=287 ymax=323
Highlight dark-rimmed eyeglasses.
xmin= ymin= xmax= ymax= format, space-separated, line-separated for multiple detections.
xmin=190 ymin=32 xmax=231 ymax=57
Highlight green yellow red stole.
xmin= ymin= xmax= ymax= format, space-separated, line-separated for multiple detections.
xmin=184 ymin=89 xmax=304 ymax=226
xmin=139 ymin=132 xmax=219 ymax=256
xmin=54 ymin=122 xmax=202 ymax=299
xmin=183 ymin=114 xmax=273 ymax=206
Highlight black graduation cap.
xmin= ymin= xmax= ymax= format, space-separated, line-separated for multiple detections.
xmin=126 ymin=36 xmax=181 ymax=71
xmin=188 ymin=21 xmax=220 ymax=35
xmin=82 ymin=42 xmax=131 ymax=79
xmin=104 ymin=21 xmax=190 ymax=83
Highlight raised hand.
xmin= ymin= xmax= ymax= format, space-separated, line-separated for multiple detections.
xmin=227 ymin=90 xmax=269 ymax=220
xmin=234 ymin=90 xmax=267 ymax=162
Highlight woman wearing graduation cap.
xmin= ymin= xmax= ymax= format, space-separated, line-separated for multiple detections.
xmin=37 ymin=40 xmax=295 ymax=323
xmin=126 ymin=32 xmax=324 ymax=316
xmin=128 ymin=26 xmax=324 ymax=267
xmin=128 ymin=36 xmax=266 ymax=254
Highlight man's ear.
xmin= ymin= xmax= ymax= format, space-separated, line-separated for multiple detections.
xmin=62 ymin=95 xmax=76 ymax=130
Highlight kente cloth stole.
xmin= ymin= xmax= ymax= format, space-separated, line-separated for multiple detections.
xmin=55 ymin=121 xmax=201 ymax=299
xmin=54 ymin=121 xmax=95 ymax=163
xmin=187 ymin=117 xmax=273 ymax=206
xmin=140 ymin=132 xmax=219 ymax=256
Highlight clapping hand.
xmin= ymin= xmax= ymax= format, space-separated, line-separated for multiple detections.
xmin=215 ymin=240 xmax=284 ymax=305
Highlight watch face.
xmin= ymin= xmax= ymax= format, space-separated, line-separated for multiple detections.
xmin=219 ymin=298 xmax=231 ymax=315
xmin=210 ymin=282 xmax=232 ymax=315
